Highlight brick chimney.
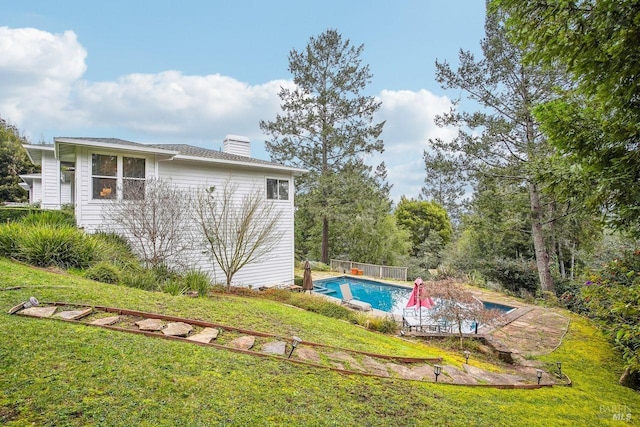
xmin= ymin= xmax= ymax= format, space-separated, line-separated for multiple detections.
xmin=223 ymin=135 xmax=251 ymax=157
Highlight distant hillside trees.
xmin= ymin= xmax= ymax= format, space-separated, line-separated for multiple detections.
xmin=0 ymin=116 xmax=37 ymax=203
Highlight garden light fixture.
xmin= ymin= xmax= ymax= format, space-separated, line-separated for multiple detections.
xmin=463 ymin=350 xmax=470 ymax=364
xmin=24 ymin=297 xmax=39 ymax=309
xmin=536 ymin=369 xmax=543 ymax=385
xmin=288 ymin=336 xmax=302 ymax=359
xmin=434 ymin=364 xmax=442 ymax=382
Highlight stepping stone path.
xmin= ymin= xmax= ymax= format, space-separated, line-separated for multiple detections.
xmin=90 ymin=316 xmax=121 ymax=326
xmin=361 ymin=356 xmax=389 ymax=377
xmin=187 ymin=327 xmax=219 ymax=343
xmin=9 ymin=301 xmax=564 ymax=387
xmin=135 ymin=318 xmax=164 ymax=331
xmin=261 ymin=341 xmax=286 ymax=355
xmin=55 ymin=308 xmax=93 ymax=320
xmin=387 ymin=363 xmax=433 ymax=380
xmin=327 ymin=351 xmax=366 ymax=372
xmin=19 ymin=306 xmax=57 ymax=318
xmin=228 ymin=336 xmax=255 ymax=350
xmin=442 ymin=365 xmax=478 ymax=385
xmin=162 ymin=322 xmax=193 ymax=337
xmin=294 ymin=347 xmax=321 ymax=363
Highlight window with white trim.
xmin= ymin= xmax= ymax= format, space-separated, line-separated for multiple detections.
xmin=266 ymin=178 xmax=289 ymax=200
xmin=92 ymin=154 xmax=146 ymax=200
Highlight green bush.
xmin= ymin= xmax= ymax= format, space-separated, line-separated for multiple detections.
xmin=84 ymin=261 xmax=121 ymax=284
xmin=120 ymin=269 xmax=158 ymax=291
xmin=0 ymin=207 xmax=38 ymax=223
xmin=0 ymin=222 xmax=22 ymax=256
xmin=481 ymin=258 xmax=539 ymax=295
xmin=182 ymin=270 xmax=211 ymax=297
xmin=91 ymin=232 xmax=140 ymax=269
xmin=18 ymin=225 xmax=97 ymax=269
xmin=290 ymin=293 xmax=355 ymax=321
xmin=578 ymin=249 xmax=640 ymax=386
xmin=20 ymin=210 xmax=75 ymax=227
xmin=161 ymin=280 xmax=188 ymax=296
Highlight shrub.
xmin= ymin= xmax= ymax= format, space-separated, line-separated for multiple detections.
xmin=91 ymin=232 xmax=141 ymax=270
xmin=120 ymin=269 xmax=158 ymax=291
xmin=182 ymin=269 xmax=211 ymax=297
xmin=161 ymin=280 xmax=188 ymax=296
xmin=481 ymin=258 xmax=539 ymax=295
xmin=18 ymin=225 xmax=97 ymax=269
xmin=85 ymin=261 xmax=121 ymax=284
xmin=0 ymin=207 xmax=38 ymax=223
xmin=576 ymin=249 xmax=640 ymax=388
xmin=0 ymin=222 xmax=22 ymax=257
xmin=20 ymin=210 xmax=75 ymax=227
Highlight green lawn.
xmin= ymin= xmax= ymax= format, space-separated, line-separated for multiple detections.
xmin=1 ymin=258 xmax=638 ymax=426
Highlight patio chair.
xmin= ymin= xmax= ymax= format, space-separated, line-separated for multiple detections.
xmin=339 ymin=283 xmax=372 ymax=311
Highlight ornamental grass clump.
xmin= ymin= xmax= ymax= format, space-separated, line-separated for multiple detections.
xmin=182 ymin=269 xmax=211 ymax=297
xmin=17 ymin=224 xmax=98 ymax=269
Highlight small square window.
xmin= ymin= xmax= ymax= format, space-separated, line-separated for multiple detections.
xmin=266 ymin=178 xmax=289 ymax=200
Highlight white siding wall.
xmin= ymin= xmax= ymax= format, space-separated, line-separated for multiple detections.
xmin=154 ymin=160 xmax=295 ymax=288
xmin=30 ymin=179 xmax=42 ymax=204
xmin=73 ymin=149 xmax=296 ymax=288
xmin=75 ymin=147 xmax=157 ymax=232
xmin=40 ymin=151 xmax=61 ymax=209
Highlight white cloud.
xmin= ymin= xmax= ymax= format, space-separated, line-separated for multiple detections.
xmin=0 ymin=26 xmax=458 ymax=205
xmin=0 ymin=27 xmax=86 ymax=126
xmin=372 ymin=89 xmax=456 ymax=204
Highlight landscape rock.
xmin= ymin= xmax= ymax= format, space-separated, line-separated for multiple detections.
xmin=18 ymin=306 xmax=57 ymax=318
xmin=261 ymin=340 xmax=286 ymax=355
xmin=294 ymin=347 xmax=321 ymax=363
xmin=228 ymin=335 xmax=255 ymax=350
xmin=55 ymin=308 xmax=93 ymax=320
xmin=135 ymin=318 xmax=164 ymax=331
xmin=162 ymin=322 xmax=193 ymax=337
xmin=187 ymin=328 xmax=219 ymax=343
xmin=90 ymin=316 xmax=121 ymax=326
xmin=361 ymin=356 xmax=389 ymax=377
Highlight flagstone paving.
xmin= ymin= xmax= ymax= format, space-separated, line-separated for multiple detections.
xmin=10 ymin=291 xmax=570 ymax=387
xmin=55 ymin=308 xmax=93 ymax=320
xmin=162 ymin=322 xmax=193 ymax=337
xmin=187 ymin=327 xmax=219 ymax=343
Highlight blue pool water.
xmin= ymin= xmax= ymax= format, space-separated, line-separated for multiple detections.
xmin=313 ymin=276 xmax=515 ymax=316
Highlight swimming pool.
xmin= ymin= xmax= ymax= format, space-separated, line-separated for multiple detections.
xmin=313 ymin=276 xmax=515 ymax=317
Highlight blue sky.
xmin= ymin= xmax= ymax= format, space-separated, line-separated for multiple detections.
xmin=1 ymin=0 xmax=486 ymax=203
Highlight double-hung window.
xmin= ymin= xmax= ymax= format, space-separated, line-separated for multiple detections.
xmin=266 ymin=178 xmax=289 ymax=201
xmin=92 ymin=154 xmax=146 ymax=200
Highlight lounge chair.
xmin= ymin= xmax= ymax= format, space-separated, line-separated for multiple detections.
xmin=339 ymin=283 xmax=372 ymax=311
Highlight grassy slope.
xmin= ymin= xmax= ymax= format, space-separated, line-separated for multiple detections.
xmin=0 ymin=259 xmax=638 ymax=426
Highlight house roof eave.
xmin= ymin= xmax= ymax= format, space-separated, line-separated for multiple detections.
xmin=170 ymin=154 xmax=308 ymax=176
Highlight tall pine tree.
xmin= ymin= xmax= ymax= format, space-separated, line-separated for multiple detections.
xmin=429 ymin=8 xmax=566 ymax=292
xmin=260 ymin=29 xmax=385 ymax=263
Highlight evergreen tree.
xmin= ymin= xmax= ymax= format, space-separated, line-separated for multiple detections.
xmin=260 ymin=29 xmax=385 ymax=263
xmin=429 ymin=8 xmax=567 ymax=292
xmin=0 ymin=116 xmax=36 ymax=203
xmin=494 ymin=0 xmax=640 ymax=236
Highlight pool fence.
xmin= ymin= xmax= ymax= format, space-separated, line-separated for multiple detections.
xmin=330 ymin=259 xmax=408 ymax=282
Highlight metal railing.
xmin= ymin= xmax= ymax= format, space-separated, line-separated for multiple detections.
xmin=330 ymin=259 xmax=408 ymax=282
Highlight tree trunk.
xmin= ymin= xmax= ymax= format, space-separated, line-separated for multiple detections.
xmin=321 ymin=215 xmax=329 ymax=264
xmin=557 ymin=241 xmax=566 ymax=279
xmin=528 ymin=181 xmax=554 ymax=293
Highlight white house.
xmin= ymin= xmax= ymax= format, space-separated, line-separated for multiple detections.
xmin=21 ymin=136 xmax=306 ymax=287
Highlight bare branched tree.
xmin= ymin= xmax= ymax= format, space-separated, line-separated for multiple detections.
xmin=424 ymin=279 xmax=502 ymax=347
xmin=194 ymin=180 xmax=283 ymax=288
xmin=103 ymin=178 xmax=192 ymax=268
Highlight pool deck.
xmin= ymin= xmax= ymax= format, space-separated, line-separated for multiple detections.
xmin=311 ymin=272 xmax=571 ymax=360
